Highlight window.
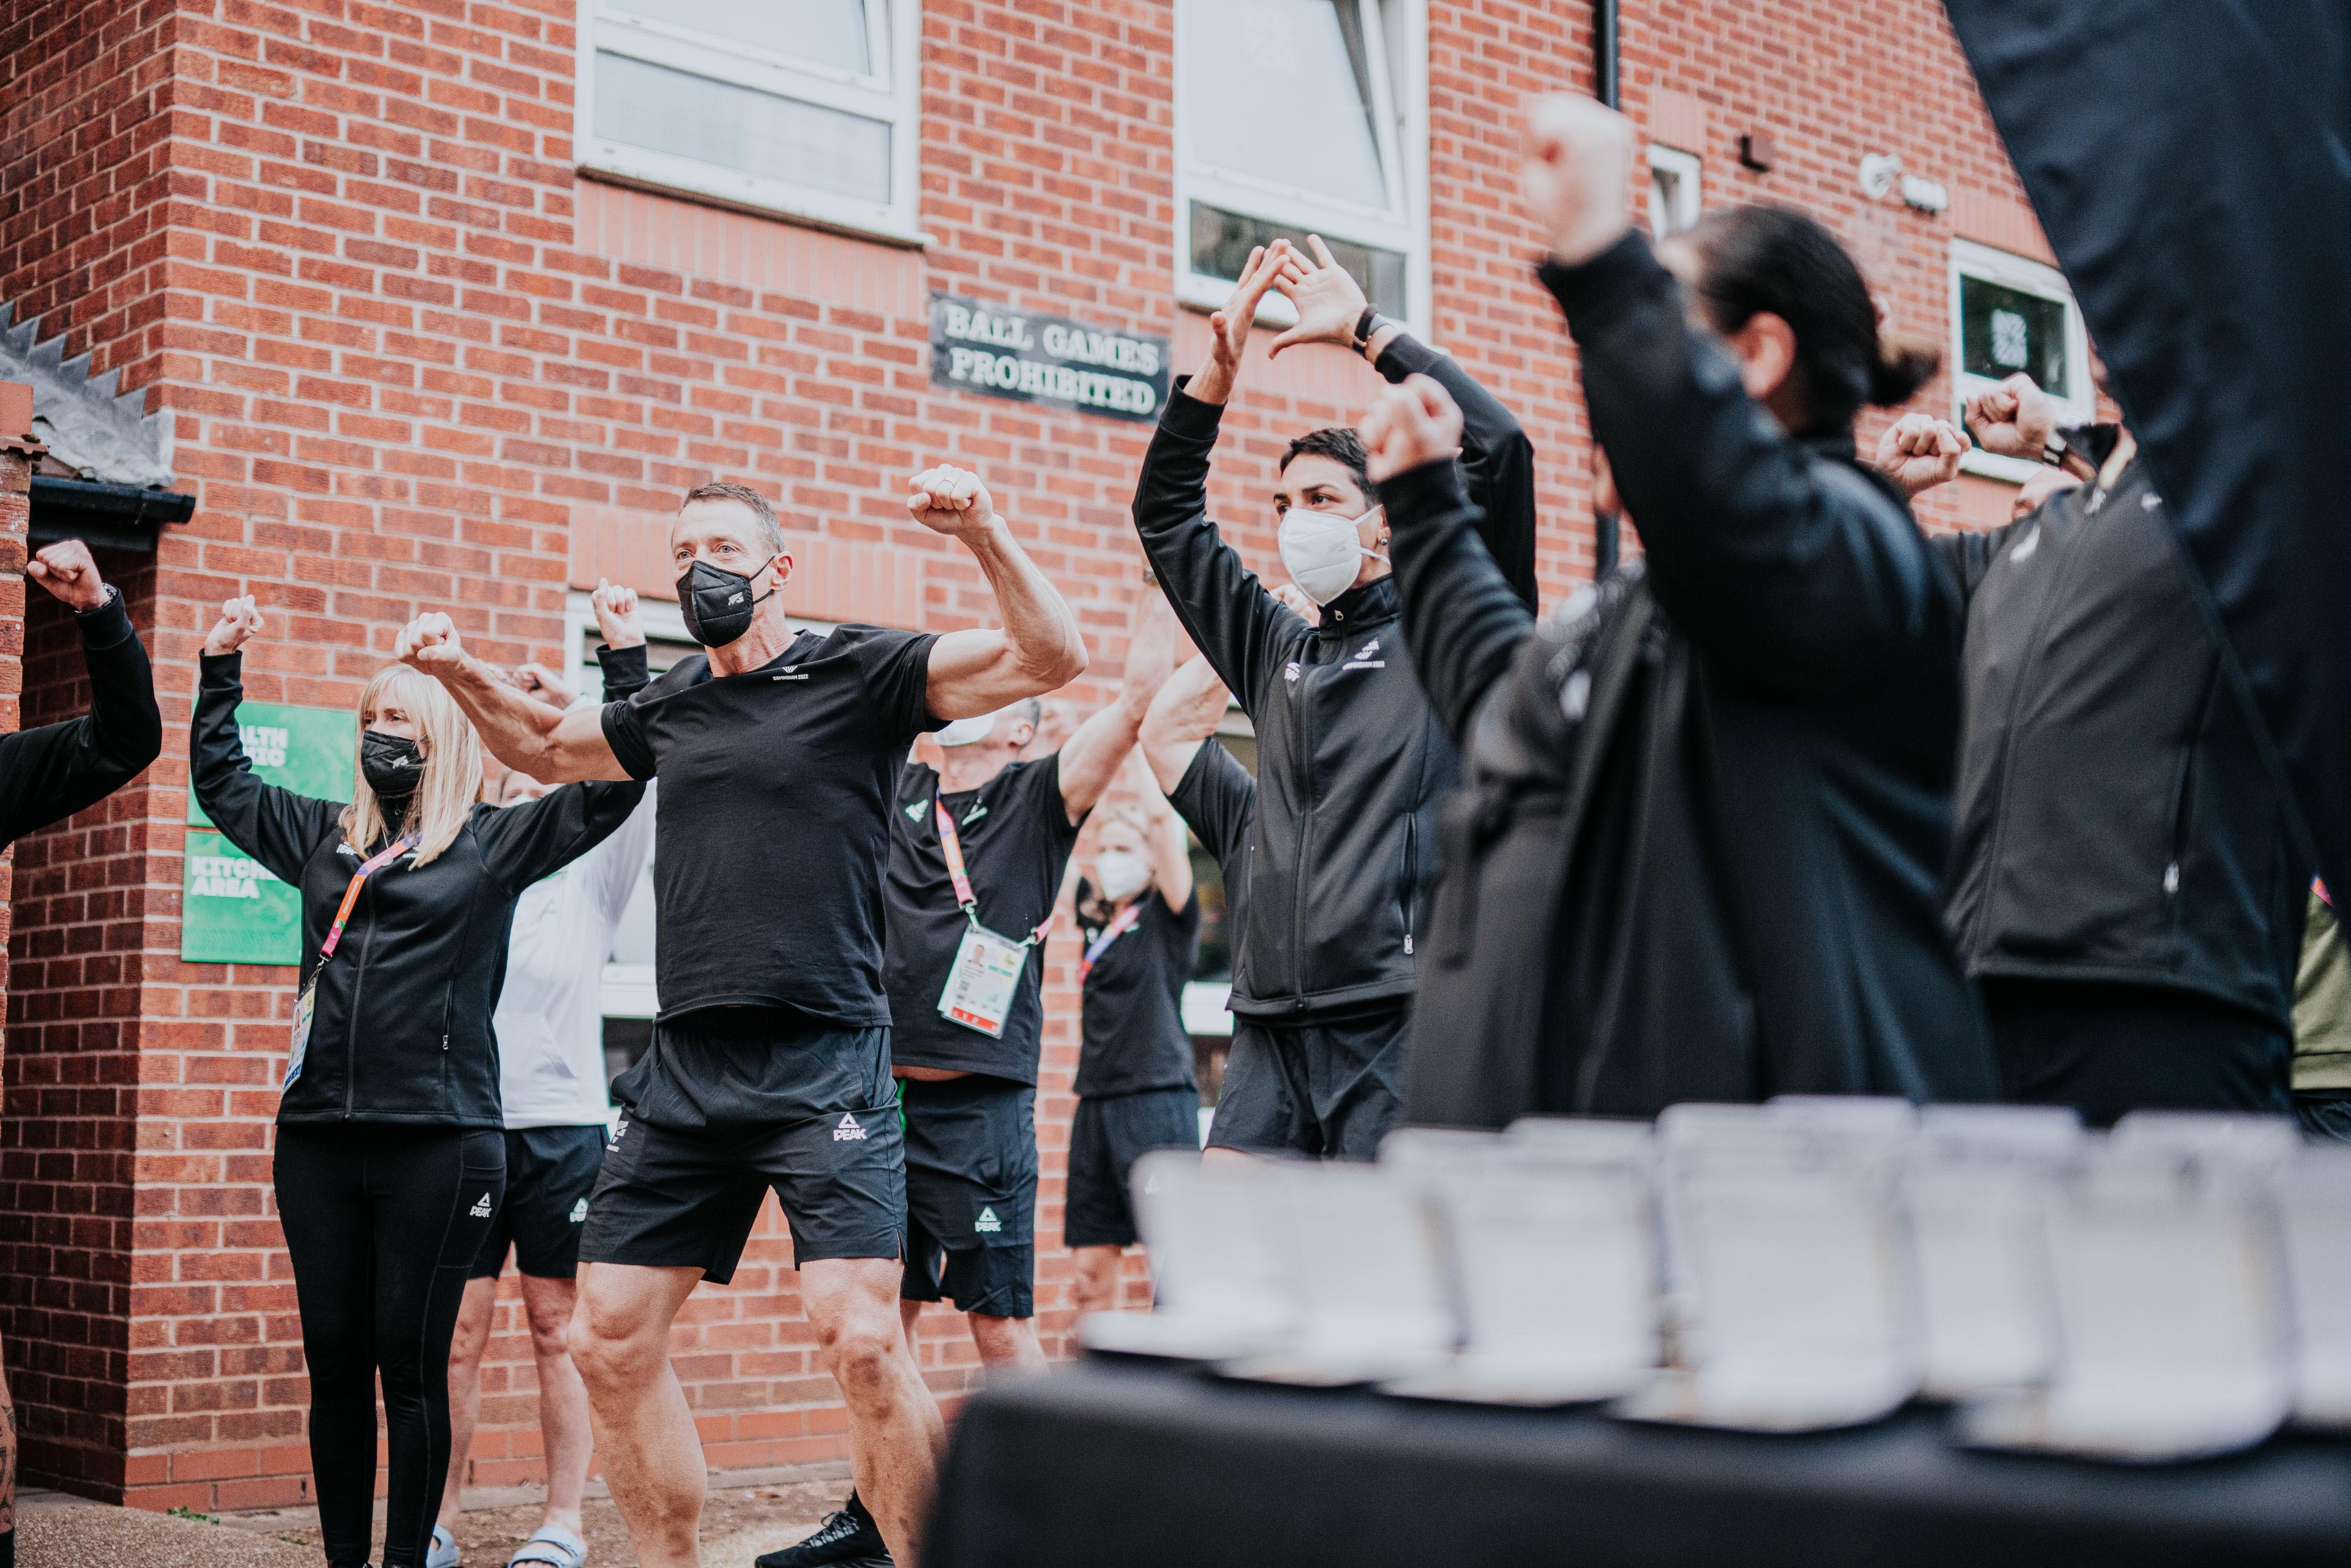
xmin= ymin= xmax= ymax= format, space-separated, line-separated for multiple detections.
xmin=577 ymin=0 xmax=923 ymax=244
xmin=1175 ymin=0 xmax=1428 ymax=326
xmin=1949 ymin=239 xmax=2093 ymax=481
xmin=1648 ymin=144 xmax=1701 ymax=238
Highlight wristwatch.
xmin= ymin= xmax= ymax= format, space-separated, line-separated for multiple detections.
xmin=1352 ymin=306 xmax=1391 ymax=354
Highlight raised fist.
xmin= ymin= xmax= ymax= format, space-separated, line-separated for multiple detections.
xmin=1359 ymin=375 xmax=1465 ymax=484
xmin=1523 ymin=94 xmax=1637 ymax=266
xmin=907 ymin=465 xmax=999 ymax=541
xmin=27 ymin=539 xmax=110 ymax=612
xmin=204 ymin=595 xmax=264 ymax=657
xmin=591 ymin=577 xmax=644 ymax=650
xmin=1873 ymin=413 xmax=1968 ymax=500
xmin=1963 ymin=372 xmax=2058 ymax=460
xmin=395 ymin=612 xmax=466 ymax=675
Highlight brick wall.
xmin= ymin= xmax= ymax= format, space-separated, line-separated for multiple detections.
xmin=0 ymin=390 xmax=30 ymax=1484
xmin=0 ymin=0 xmax=2047 ymax=1510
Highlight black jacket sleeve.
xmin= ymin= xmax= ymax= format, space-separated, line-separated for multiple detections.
xmin=1131 ymin=387 xmax=1311 ymax=719
xmin=1381 ymin=458 xmax=1537 ymax=749
xmin=1932 ymin=517 xmax=2033 ymax=615
xmin=1542 ymin=235 xmax=1960 ymax=696
xmin=189 ymin=651 xmax=345 ymax=883
xmin=0 ymin=588 xmax=163 ymax=849
xmin=476 ymin=640 xmax=653 ymax=890
xmin=1374 ymin=335 xmax=1540 ymax=611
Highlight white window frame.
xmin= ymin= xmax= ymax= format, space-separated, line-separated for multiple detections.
xmin=1647 ymin=144 xmax=1701 ymax=238
xmin=576 ymin=0 xmax=926 ymax=247
xmin=1949 ymin=238 xmax=2094 ymax=483
xmin=1172 ymin=0 xmax=1431 ymax=333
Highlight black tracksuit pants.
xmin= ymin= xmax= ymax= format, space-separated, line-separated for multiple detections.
xmin=1981 ymin=977 xmax=2292 ymax=1129
xmin=276 ymin=1124 xmax=506 ymax=1567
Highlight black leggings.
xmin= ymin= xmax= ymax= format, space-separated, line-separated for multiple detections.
xmin=276 ymin=1124 xmax=506 ymax=1568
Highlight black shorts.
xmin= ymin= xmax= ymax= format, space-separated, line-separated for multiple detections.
xmin=1982 ymin=977 xmax=2292 ymax=1128
xmin=898 ymin=1075 xmax=1036 ymax=1318
xmin=1208 ymin=1008 xmax=1407 ymax=1160
xmin=580 ymin=1013 xmax=905 ymax=1285
xmin=470 ymin=1125 xmax=609 ymax=1280
xmin=1064 ymin=1086 xmax=1199 ymax=1250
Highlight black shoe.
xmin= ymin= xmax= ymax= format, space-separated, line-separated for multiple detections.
xmin=756 ymin=1491 xmax=893 ymax=1567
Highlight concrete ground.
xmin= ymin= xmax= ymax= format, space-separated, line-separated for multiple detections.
xmin=20 ymin=1465 xmax=852 ymax=1567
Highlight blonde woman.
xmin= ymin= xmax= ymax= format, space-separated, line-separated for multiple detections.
xmin=193 ymin=593 xmax=647 ymax=1568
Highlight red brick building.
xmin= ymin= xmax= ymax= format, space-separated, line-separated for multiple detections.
xmin=0 ymin=0 xmax=2072 ymax=1512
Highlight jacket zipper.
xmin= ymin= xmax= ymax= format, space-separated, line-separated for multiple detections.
xmin=343 ymin=872 xmax=381 ymax=1120
xmin=1966 ymin=500 xmax=2091 ymax=958
xmin=1400 ymin=815 xmax=1418 ymax=957
xmin=1289 ymin=637 xmax=1318 ymax=1010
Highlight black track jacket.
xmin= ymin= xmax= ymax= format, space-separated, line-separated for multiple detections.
xmin=1937 ymin=460 xmax=2307 ymax=1025
xmin=1132 ymin=336 xmax=1535 ymax=1021
xmin=193 ymin=647 xmax=647 ymax=1128
xmin=1391 ymin=234 xmax=1995 ymax=1125
xmin=0 ymin=588 xmax=161 ymax=849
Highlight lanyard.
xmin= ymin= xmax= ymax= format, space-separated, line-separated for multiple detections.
xmin=1079 ymin=900 xmax=1145 ymax=981
xmin=2320 ymin=879 xmax=2334 ymax=910
xmin=933 ymin=798 xmax=1052 ymax=947
xmin=318 ymin=833 xmax=419 ymax=961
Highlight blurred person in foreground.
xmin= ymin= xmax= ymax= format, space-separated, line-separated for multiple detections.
xmin=435 ymin=590 xmax=658 ymax=1568
xmin=1379 ymin=95 xmax=1996 ymax=1125
xmin=1883 ymin=366 xmax=2309 ymax=1127
xmin=2293 ymin=883 xmax=2351 ymax=1140
xmin=1131 ymin=231 xmax=1537 ymax=1160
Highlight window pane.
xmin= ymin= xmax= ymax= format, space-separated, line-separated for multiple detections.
xmin=610 ymin=0 xmax=871 ymax=75
xmin=1959 ymin=274 xmax=2070 ymax=392
xmin=1183 ymin=0 xmax=1389 ymax=212
xmin=594 ymin=51 xmax=892 ymax=205
xmin=1189 ymin=203 xmax=1405 ymax=312
xmin=1648 ymin=166 xmax=1685 ymax=236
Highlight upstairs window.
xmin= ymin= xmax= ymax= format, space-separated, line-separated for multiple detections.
xmin=1648 ymin=144 xmax=1701 ymax=238
xmin=1176 ymin=0 xmax=1428 ymax=325
xmin=1949 ymin=239 xmax=2093 ymax=481
xmin=577 ymin=0 xmax=922 ymax=243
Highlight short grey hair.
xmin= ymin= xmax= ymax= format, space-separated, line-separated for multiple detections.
xmin=681 ymin=480 xmax=786 ymax=555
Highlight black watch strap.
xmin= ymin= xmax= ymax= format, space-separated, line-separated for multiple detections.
xmin=1352 ymin=305 xmax=1381 ymax=350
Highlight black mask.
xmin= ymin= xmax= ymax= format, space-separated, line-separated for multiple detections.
xmin=676 ymin=557 xmax=775 ymax=647
xmin=361 ymin=730 xmax=425 ymax=805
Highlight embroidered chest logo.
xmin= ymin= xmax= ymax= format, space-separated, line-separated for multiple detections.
xmin=1342 ymin=637 xmax=1386 ymax=671
xmin=961 ymin=803 xmax=988 ymax=827
xmin=1284 ymin=661 xmax=1303 ymax=684
xmin=771 ymin=664 xmax=809 ymax=682
xmin=569 ymin=1198 xmax=589 ymax=1224
xmin=833 ymin=1112 xmax=868 ymax=1142
xmin=906 ymin=801 xmax=928 ymax=823
xmin=975 ymin=1206 xmax=1002 ymax=1234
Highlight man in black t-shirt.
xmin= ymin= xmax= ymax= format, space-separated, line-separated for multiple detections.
xmin=397 ymin=471 xmax=1085 ymax=1568
xmin=880 ymin=590 xmax=1182 ymax=1375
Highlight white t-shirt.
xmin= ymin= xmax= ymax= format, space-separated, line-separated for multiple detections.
xmin=492 ymin=782 xmax=656 ymax=1128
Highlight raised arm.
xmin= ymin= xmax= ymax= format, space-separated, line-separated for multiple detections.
xmin=1057 ymin=583 xmax=1186 ymax=823
xmin=1140 ymin=766 xmax=1195 ymax=915
xmin=0 ymin=542 xmax=164 ymax=847
xmin=1363 ymin=381 xmax=1538 ymax=748
xmin=396 ymin=613 xmax=633 ymax=782
xmin=189 ymin=596 xmax=345 ymax=882
xmin=1133 ymin=244 xmax=1314 ymax=713
xmin=907 ymin=465 xmax=1088 ymax=721
xmin=1138 ymin=654 xmax=1232 ymax=799
xmin=1269 ymin=236 xmax=1540 ymax=610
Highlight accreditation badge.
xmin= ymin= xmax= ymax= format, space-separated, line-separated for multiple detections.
xmin=938 ymin=922 xmax=1029 ymax=1038
xmin=285 ymin=978 xmax=317 ymax=1090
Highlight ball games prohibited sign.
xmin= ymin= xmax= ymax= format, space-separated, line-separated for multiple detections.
xmin=929 ymin=293 xmax=1171 ymax=422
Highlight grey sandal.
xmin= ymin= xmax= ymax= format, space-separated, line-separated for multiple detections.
xmin=507 ymin=1525 xmax=588 ymax=1568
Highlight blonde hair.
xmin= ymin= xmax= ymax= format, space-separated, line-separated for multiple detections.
xmin=342 ymin=664 xmax=483 ymax=867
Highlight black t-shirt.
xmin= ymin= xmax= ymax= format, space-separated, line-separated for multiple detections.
xmin=601 ymin=623 xmax=940 ymax=1025
xmin=882 ymin=755 xmax=1081 ymax=1082
xmin=1169 ymin=740 xmax=1257 ymax=901
xmin=1075 ymin=884 xmax=1202 ymax=1098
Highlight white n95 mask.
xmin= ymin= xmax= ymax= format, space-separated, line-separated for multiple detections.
xmin=1278 ymin=506 xmax=1384 ymax=606
xmin=1095 ymin=850 xmax=1151 ymax=902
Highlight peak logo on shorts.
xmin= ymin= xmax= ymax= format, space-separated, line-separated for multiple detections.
xmin=570 ymin=1198 xmax=589 ymax=1224
xmin=833 ymin=1113 xmax=869 ymax=1142
xmin=613 ymin=1116 xmax=629 ymax=1142
xmin=470 ymin=1192 xmax=495 ymax=1218
xmin=975 ymin=1206 xmax=1002 ymax=1234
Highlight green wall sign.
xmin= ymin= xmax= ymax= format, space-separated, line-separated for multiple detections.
xmin=181 ymin=703 xmax=354 ymax=966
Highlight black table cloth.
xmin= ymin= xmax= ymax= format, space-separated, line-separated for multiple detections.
xmin=928 ymin=1357 xmax=2351 ymax=1567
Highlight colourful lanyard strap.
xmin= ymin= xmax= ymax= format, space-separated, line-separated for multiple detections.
xmin=1078 ymin=900 xmax=1145 ymax=982
xmin=318 ymin=833 xmax=419 ymax=961
xmin=933 ymin=798 xmax=1052 ymax=946
xmin=2320 ymin=878 xmax=2333 ymax=910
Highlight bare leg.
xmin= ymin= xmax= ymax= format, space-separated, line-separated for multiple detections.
xmin=966 ymin=1313 xmax=1046 ymax=1373
xmin=518 ymin=1274 xmax=590 ymax=1538
xmin=0 ymin=1340 xmax=15 ymax=1544
xmin=804 ymin=1258 xmax=946 ymax=1568
xmin=1070 ymin=1245 xmax=1125 ymax=1318
xmin=568 ymin=1263 xmax=703 ymax=1568
xmin=437 ymin=1278 xmax=498 ymax=1534
xmin=1202 ymin=1147 xmax=1258 ymax=1169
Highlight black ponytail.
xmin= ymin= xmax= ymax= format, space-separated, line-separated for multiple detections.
xmin=1682 ymin=205 xmax=1938 ymax=434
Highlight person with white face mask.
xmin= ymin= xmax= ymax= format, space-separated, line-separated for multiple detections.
xmin=1129 ymin=234 xmax=1538 ymax=1160
xmin=1064 ymin=789 xmax=1200 ymax=1319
